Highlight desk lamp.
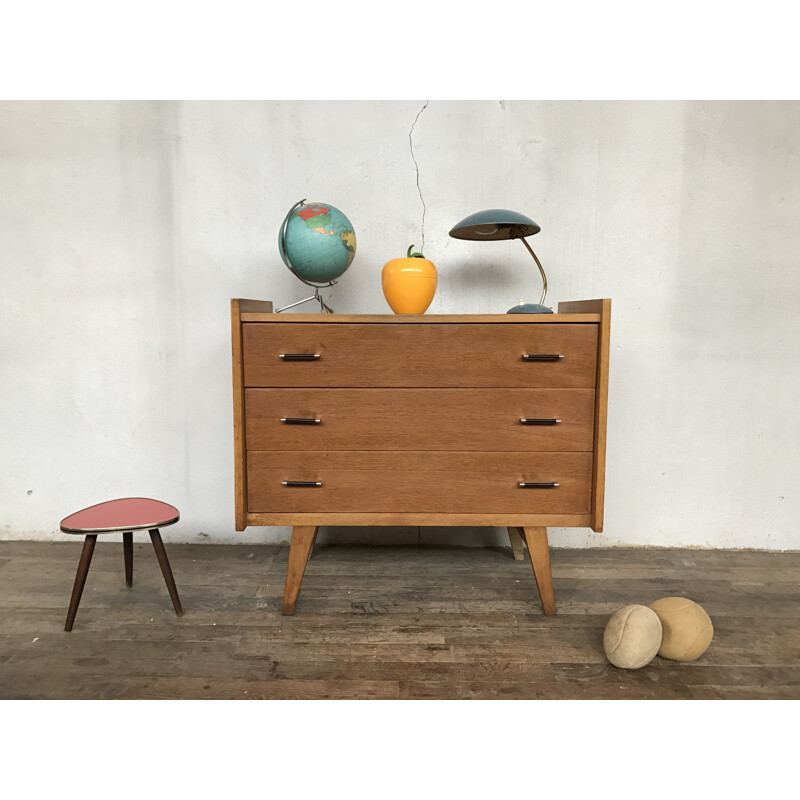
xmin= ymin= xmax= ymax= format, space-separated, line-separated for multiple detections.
xmin=448 ymin=208 xmax=553 ymax=313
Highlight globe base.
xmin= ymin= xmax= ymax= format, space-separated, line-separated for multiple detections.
xmin=275 ymin=285 xmax=335 ymax=314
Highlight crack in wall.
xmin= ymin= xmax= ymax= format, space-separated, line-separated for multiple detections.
xmin=409 ymin=100 xmax=429 ymax=252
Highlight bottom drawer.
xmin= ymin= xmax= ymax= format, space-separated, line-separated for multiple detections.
xmin=247 ymin=451 xmax=592 ymax=514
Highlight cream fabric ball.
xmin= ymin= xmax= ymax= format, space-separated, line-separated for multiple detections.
xmin=603 ymin=604 xmax=663 ymax=669
xmin=648 ymin=596 xmax=713 ymax=661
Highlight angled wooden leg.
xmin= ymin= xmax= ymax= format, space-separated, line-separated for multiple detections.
xmin=507 ymin=527 xmax=526 ymax=560
xmin=282 ymin=526 xmax=318 ymax=615
xmin=520 ymin=526 xmax=556 ymax=615
xmin=149 ymin=529 xmax=183 ymax=616
xmin=123 ymin=531 xmax=133 ymax=587
xmin=65 ymin=534 xmax=97 ymax=631
xmin=308 ymin=526 xmax=320 ymax=560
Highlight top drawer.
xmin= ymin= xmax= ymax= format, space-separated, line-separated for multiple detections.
xmin=242 ymin=322 xmax=598 ymax=388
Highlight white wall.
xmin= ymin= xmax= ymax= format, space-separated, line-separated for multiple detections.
xmin=2 ymin=100 xmax=798 ymax=549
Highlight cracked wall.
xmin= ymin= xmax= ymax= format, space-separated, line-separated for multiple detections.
xmin=1 ymin=100 xmax=799 ymax=549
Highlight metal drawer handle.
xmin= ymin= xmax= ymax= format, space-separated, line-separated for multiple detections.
xmin=282 ymin=480 xmax=323 ymax=487
xmin=522 ymin=353 xmax=564 ymax=361
xmin=280 ymin=417 xmax=321 ymax=425
xmin=520 ymin=418 xmax=561 ymax=425
xmin=518 ymin=482 xmax=559 ymax=488
xmin=279 ymin=353 xmax=320 ymax=361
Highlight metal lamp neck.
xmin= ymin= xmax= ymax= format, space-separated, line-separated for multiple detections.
xmin=518 ymin=236 xmax=548 ymax=307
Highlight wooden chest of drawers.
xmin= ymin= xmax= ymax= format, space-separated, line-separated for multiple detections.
xmin=231 ymin=298 xmax=611 ymax=615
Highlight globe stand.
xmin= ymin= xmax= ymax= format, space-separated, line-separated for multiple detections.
xmin=275 ymin=278 xmax=336 ymax=314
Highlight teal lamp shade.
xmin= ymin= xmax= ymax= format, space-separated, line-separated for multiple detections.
xmin=449 ymin=209 xmax=541 ymax=240
xmin=448 ymin=208 xmax=553 ymax=313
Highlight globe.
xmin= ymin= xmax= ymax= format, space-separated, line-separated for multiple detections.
xmin=278 ymin=200 xmax=357 ymax=285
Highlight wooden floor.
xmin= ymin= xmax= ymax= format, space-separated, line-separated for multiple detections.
xmin=1 ymin=541 xmax=798 ymax=699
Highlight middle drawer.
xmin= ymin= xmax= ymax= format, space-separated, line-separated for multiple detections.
xmin=245 ymin=388 xmax=595 ymax=452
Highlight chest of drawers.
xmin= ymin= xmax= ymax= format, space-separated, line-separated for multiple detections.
xmin=231 ymin=298 xmax=611 ymax=615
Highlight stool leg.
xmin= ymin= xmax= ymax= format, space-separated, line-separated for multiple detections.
xmin=149 ymin=529 xmax=183 ymax=616
xmin=65 ymin=534 xmax=97 ymax=632
xmin=123 ymin=531 xmax=133 ymax=587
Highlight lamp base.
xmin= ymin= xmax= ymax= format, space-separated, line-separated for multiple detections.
xmin=506 ymin=302 xmax=554 ymax=314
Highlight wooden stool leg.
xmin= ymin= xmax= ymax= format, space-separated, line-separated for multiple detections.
xmin=123 ymin=531 xmax=133 ymax=587
xmin=149 ymin=529 xmax=183 ymax=616
xmin=65 ymin=534 xmax=97 ymax=631
xmin=282 ymin=525 xmax=318 ymax=615
xmin=520 ymin=526 xmax=556 ymax=615
xmin=506 ymin=526 xmax=526 ymax=560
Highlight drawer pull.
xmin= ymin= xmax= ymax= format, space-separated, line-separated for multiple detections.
xmin=279 ymin=353 xmax=321 ymax=361
xmin=280 ymin=417 xmax=321 ymax=425
xmin=520 ymin=418 xmax=561 ymax=425
xmin=518 ymin=482 xmax=559 ymax=488
xmin=282 ymin=480 xmax=323 ymax=487
xmin=522 ymin=353 xmax=564 ymax=361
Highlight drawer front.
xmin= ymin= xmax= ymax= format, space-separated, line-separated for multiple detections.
xmin=242 ymin=322 xmax=598 ymax=388
xmin=247 ymin=451 xmax=592 ymax=514
xmin=245 ymin=388 xmax=595 ymax=452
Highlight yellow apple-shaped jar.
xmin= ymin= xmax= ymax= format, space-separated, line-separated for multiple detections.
xmin=381 ymin=245 xmax=438 ymax=314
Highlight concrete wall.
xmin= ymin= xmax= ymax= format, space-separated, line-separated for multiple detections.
xmin=2 ymin=100 xmax=798 ymax=549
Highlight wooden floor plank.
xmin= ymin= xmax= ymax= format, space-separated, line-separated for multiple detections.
xmin=0 ymin=541 xmax=798 ymax=700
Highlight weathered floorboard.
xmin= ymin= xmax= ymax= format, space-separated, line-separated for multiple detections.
xmin=0 ymin=541 xmax=798 ymax=700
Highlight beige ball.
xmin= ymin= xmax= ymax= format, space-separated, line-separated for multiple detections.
xmin=603 ymin=604 xmax=663 ymax=669
xmin=648 ymin=597 xmax=713 ymax=661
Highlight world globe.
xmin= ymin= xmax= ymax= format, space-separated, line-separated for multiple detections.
xmin=278 ymin=199 xmax=357 ymax=285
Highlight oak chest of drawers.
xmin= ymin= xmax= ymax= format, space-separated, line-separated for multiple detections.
xmin=231 ymin=298 xmax=611 ymax=615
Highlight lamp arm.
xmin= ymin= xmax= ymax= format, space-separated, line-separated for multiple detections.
xmin=518 ymin=236 xmax=548 ymax=307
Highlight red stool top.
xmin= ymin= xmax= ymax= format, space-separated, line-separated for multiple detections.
xmin=60 ymin=498 xmax=180 ymax=534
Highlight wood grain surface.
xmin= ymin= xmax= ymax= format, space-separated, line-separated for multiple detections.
xmin=2 ymin=541 xmax=798 ymax=699
xmin=240 ymin=313 xmax=602 ymax=324
xmin=244 ymin=512 xmax=594 ymax=527
xmin=247 ymin=451 xmax=593 ymax=514
xmin=244 ymin=387 xmax=595 ymax=452
xmin=231 ymin=299 xmax=251 ymax=530
xmin=242 ymin=322 xmax=598 ymax=388
xmin=560 ymin=299 xmax=611 ymax=531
